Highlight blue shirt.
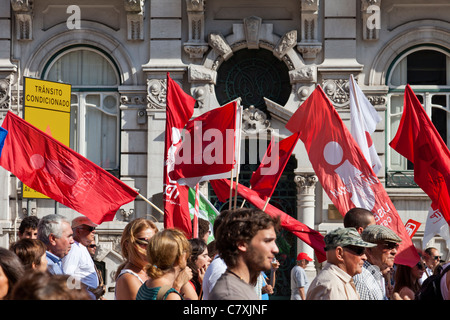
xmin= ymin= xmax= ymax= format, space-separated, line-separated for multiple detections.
xmin=46 ymin=251 xmax=64 ymax=275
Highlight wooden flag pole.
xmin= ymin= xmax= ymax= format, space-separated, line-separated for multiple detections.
xmin=138 ymin=193 xmax=164 ymax=215
xmin=262 ymin=197 xmax=270 ymax=211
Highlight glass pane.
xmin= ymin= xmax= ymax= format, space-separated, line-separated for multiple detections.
xmin=70 ymin=93 xmax=78 ymax=151
xmin=85 ymin=103 xmax=117 ymax=170
xmin=46 ymin=50 xmax=118 ymax=86
xmin=389 ymin=95 xmax=405 ymax=171
xmin=407 ymin=50 xmax=446 ymax=85
xmin=390 ymin=58 xmax=407 ymax=86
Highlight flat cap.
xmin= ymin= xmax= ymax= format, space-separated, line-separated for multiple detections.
xmin=324 ymin=227 xmax=377 ymax=251
xmin=361 ymin=224 xmax=402 ymax=244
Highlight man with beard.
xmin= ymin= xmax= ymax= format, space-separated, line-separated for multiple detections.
xmin=208 ymin=208 xmax=279 ymax=300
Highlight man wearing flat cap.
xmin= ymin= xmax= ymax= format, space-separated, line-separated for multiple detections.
xmin=353 ymin=224 xmax=402 ymax=300
xmin=306 ymin=228 xmax=376 ymax=300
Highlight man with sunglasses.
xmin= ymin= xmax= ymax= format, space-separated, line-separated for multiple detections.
xmin=62 ymin=216 xmax=100 ymax=299
xmin=306 ymin=227 xmax=376 ymax=300
xmin=354 ymin=224 xmax=402 ymax=300
xmin=420 ymin=247 xmax=443 ymax=284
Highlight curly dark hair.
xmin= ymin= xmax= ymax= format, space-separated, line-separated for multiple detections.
xmin=215 ymin=208 xmax=280 ymax=269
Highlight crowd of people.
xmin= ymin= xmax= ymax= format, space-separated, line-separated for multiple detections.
xmin=0 ymin=207 xmax=449 ymax=300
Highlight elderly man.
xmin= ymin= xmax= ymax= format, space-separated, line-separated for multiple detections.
xmin=37 ymin=214 xmax=74 ymax=275
xmin=354 ymin=224 xmax=402 ymax=300
xmin=62 ymin=216 xmax=100 ymax=299
xmin=306 ymin=227 xmax=376 ymax=300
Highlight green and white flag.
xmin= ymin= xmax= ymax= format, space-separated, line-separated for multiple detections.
xmin=188 ymin=187 xmax=219 ymax=243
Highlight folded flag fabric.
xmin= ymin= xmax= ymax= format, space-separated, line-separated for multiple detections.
xmin=285 ymin=85 xmax=419 ymax=267
xmin=0 ymin=111 xmax=138 ymax=224
xmin=163 ymin=73 xmax=196 ymax=237
xmin=250 ymin=132 xmax=300 ymax=200
xmin=210 ymin=179 xmax=327 ymax=262
xmin=170 ymin=100 xmax=242 ymax=188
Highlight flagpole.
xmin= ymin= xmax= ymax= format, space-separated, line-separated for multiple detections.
xmin=350 ymin=74 xmax=365 ymax=130
xmin=138 ymin=193 xmax=164 ymax=215
xmin=262 ymin=197 xmax=270 ymax=211
xmin=233 ymin=100 xmax=243 ymax=210
xmin=193 ymin=184 xmax=200 ymax=238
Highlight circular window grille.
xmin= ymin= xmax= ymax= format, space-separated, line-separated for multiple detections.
xmin=215 ymin=49 xmax=291 ymax=114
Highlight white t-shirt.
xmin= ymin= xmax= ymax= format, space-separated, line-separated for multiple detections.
xmin=62 ymin=240 xmax=99 ymax=296
xmin=202 ymin=255 xmax=227 ymax=300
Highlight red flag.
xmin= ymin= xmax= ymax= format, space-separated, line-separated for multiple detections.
xmin=169 ymin=101 xmax=241 ymax=187
xmin=210 ymin=179 xmax=327 ymax=263
xmin=164 ymin=73 xmax=195 ymax=237
xmin=250 ymin=132 xmax=300 ymax=200
xmin=0 ymin=111 xmax=138 ymax=225
xmin=286 ymin=85 xmax=419 ymax=267
xmin=390 ymin=84 xmax=450 ymax=226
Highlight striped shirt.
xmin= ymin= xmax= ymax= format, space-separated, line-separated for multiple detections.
xmin=353 ymin=260 xmax=386 ymax=300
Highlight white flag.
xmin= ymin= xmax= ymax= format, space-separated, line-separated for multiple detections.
xmin=423 ymin=206 xmax=450 ymax=249
xmin=349 ymin=74 xmax=382 ymax=174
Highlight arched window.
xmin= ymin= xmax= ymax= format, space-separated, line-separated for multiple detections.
xmin=386 ymin=47 xmax=450 ymax=187
xmin=43 ymin=47 xmax=120 ymax=175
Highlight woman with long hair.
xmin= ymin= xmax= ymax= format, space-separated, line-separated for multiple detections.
xmin=393 ymin=253 xmax=424 ymax=300
xmin=136 ymin=228 xmax=192 ymax=300
xmin=114 ymin=218 xmax=158 ymax=300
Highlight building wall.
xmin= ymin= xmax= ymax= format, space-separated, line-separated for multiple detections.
xmin=0 ymin=0 xmax=449 ymax=299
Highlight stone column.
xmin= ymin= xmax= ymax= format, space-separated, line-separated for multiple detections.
xmin=294 ymin=173 xmax=318 ymax=277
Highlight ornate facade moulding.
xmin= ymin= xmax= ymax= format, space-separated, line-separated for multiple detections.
xmin=124 ymin=0 xmax=145 ymax=41
xmin=297 ymin=0 xmax=322 ymax=61
xmin=184 ymin=0 xmax=209 ymax=59
xmin=361 ymin=0 xmax=381 ymax=41
xmin=294 ymin=174 xmax=318 ymax=194
xmin=11 ymin=0 xmax=33 ymax=40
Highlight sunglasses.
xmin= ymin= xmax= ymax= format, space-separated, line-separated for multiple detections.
xmin=380 ymin=242 xmax=399 ymax=250
xmin=416 ymin=262 xmax=425 ymax=270
xmin=88 ymin=244 xmax=97 ymax=249
xmin=79 ymin=225 xmax=96 ymax=232
xmin=433 ymin=255 xmax=442 ymax=261
xmin=136 ymin=237 xmax=150 ymax=246
xmin=344 ymin=245 xmax=366 ymax=256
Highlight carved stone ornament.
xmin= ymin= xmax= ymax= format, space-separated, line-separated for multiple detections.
xmin=0 ymin=78 xmax=11 ymax=110
xmin=244 ymin=16 xmax=262 ymax=49
xmin=294 ymin=174 xmax=318 ymax=190
xmin=147 ymin=79 xmax=167 ymax=109
xmin=208 ymin=33 xmax=233 ymax=61
xmin=124 ymin=0 xmax=144 ymax=40
xmin=322 ymin=78 xmax=350 ymax=107
xmin=242 ymin=105 xmax=271 ymax=134
xmin=11 ymin=0 xmax=33 ymax=40
xmin=274 ymin=30 xmax=297 ymax=59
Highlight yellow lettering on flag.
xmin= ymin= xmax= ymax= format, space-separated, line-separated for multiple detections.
xmin=23 ymin=78 xmax=71 ymax=199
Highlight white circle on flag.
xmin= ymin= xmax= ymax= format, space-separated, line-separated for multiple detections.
xmin=323 ymin=141 xmax=343 ymax=166
xmin=30 ymin=154 xmax=45 ymax=170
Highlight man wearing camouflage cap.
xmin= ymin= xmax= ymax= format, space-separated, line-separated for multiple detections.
xmin=306 ymin=227 xmax=376 ymax=300
xmin=353 ymin=224 xmax=402 ymax=300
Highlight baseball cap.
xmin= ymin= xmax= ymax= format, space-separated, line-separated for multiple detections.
xmin=72 ymin=216 xmax=97 ymax=229
xmin=324 ymin=227 xmax=377 ymax=251
xmin=297 ymin=252 xmax=313 ymax=261
xmin=361 ymin=224 xmax=402 ymax=244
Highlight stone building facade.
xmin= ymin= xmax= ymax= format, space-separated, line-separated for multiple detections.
xmin=0 ymin=0 xmax=449 ymax=298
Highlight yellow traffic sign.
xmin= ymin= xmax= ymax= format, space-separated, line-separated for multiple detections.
xmin=23 ymin=78 xmax=71 ymax=199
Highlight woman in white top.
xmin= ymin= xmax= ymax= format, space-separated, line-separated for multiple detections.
xmin=115 ymin=218 xmax=158 ymax=300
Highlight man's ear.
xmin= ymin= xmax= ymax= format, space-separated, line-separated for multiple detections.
xmin=237 ymin=240 xmax=248 ymax=253
xmin=336 ymin=246 xmax=345 ymax=262
xmin=49 ymin=233 xmax=57 ymax=246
